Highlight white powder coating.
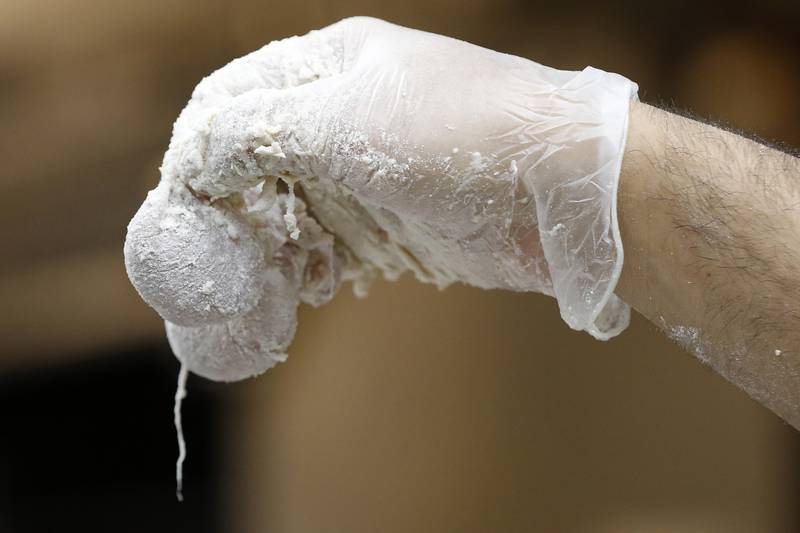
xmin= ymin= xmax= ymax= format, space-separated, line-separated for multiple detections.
xmin=166 ymin=262 xmax=298 ymax=382
xmin=123 ymin=17 xmax=639 ymax=496
xmin=664 ymin=322 xmax=708 ymax=364
xmin=125 ymin=183 xmax=268 ymax=327
xmin=124 ymin=17 xmax=638 ymax=381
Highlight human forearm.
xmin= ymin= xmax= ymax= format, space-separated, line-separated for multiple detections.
xmin=616 ymin=101 xmax=800 ymax=426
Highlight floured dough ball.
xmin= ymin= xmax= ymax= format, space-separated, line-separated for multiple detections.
xmin=165 ymin=265 xmax=299 ymax=382
xmin=124 ymin=181 xmax=266 ymax=327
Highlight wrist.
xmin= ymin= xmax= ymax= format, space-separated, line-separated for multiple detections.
xmin=615 ymin=102 xmax=701 ymax=324
xmin=615 ymin=101 xmax=658 ymax=311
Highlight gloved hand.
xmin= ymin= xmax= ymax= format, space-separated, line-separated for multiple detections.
xmin=124 ymin=17 xmax=638 ymax=382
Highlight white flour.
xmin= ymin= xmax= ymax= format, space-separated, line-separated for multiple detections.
xmin=123 ymin=30 xmax=535 ymax=497
xmin=125 ymin=25 xmax=555 ymax=382
xmin=124 ymin=20 xmax=635 ymax=497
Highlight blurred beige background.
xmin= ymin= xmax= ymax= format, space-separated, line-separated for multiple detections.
xmin=1 ymin=0 xmax=798 ymax=532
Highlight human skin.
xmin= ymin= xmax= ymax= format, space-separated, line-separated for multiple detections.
xmin=616 ymin=101 xmax=800 ymax=428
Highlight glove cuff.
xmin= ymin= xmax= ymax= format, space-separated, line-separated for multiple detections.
xmin=530 ymin=67 xmax=638 ymax=340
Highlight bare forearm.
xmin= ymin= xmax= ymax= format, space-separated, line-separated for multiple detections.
xmin=616 ymin=101 xmax=800 ymax=427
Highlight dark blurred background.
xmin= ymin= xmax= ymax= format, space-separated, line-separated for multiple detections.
xmin=1 ymin=1 xmax=799 ymax=532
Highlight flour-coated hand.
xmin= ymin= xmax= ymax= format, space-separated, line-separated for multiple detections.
xmin=125 ymin=17 xmax=638 ymax=381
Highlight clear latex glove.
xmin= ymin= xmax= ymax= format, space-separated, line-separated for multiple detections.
xmin=124 ymin=17 xmax=638 ymax=381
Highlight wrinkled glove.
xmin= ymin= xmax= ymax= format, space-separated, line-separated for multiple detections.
xmin=124 ymin=17 xmax=638 ymax=382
